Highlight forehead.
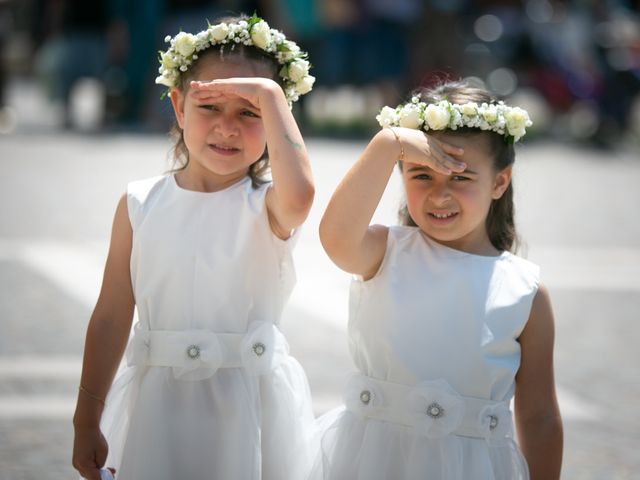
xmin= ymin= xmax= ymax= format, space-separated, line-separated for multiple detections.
xmin=191 ymin=54 xmax=274 ymax=82
xmin=433 ymin=132 xmax=494 ymax=167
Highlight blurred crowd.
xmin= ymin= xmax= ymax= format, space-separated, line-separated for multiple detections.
xmin=0 ymin=0 xmax=639 ymax=146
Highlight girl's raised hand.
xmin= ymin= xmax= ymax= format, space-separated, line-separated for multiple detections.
xmin=395 ymin=127 xmax=466 ymax=175
xmin=189 ymin=78 xmax=282 ymax=109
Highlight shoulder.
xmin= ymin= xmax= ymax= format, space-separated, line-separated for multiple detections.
xmin=530 ymin=283 xmax=554 ymax=321
xmin=356 ymin=225 xmax=411 ymax=281
xmin=502 ymin=252 xmax=541 ymax=294
xmin=127 ymin=175 xmax=168 ymax=203
xmin=387 ymin=225 xmax=421 ymax=246
xmin=126 ymin=175 xmax=169 ymax=229
xmin=250 ymin=179 xmax=271 ymax=201
xmin=519 ymin=282 xmax=556 ymax=354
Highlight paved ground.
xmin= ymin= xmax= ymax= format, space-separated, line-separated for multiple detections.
xmin=0 ymin=126 xmax=639 ymax=479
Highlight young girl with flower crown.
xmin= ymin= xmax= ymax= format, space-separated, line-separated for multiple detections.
xmin=311 ymin=81 xmax=563 ymax=480
xmin=72 ymin=15 xmax=316 ymax=480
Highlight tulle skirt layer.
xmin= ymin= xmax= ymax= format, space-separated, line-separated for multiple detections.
xmin=309 ymin=407 xmax=529 ymax=480
xmin=101 ymin=356 xmax=314 ymax=480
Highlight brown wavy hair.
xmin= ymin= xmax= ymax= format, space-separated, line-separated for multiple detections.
xmin=168 ymin=15 xmax=283 ymax=189
xmin=398 ymin=80 xmax=519 ymax=253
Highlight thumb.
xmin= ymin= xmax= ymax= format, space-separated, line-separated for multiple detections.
xmin=94 ymin=436 xmax=109 ymax=468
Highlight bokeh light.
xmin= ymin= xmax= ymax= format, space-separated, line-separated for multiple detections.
xmin=474 ymin=14 xmax=503 ymax=43
xmin=488 ymin=68 xmax=518 ymax=96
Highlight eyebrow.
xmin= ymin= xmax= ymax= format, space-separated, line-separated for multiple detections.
xmin=407 ymin=165 xmax=478 ymax=175
xmin=196 ymin=99 xmax=260 ymax=111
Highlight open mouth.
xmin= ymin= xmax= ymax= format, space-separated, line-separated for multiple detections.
xmin=428 ymin=211 xmax=459 ymax=221
xmin=209 ymin=143 xmax=240 ymax=155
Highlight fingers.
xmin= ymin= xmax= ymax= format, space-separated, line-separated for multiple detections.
xmin=422 ymin=148 xmax=465 ymax=175
xmin=95 ymin=437 xmax=109 ymax=469
xmin=189 ymin=80 xmax=236 ymax=97
xmin=190 ymin=79 xmax=245 ymax=94
xmin=190 ymin=79 xmax=232 ymax=89
xmin=426 ymin=137 xmax=466 ymax=174
xmin=73 ymin=431 xmax=110 ymax=480
xmin=74 ymin=463 xmax=102 ymax=480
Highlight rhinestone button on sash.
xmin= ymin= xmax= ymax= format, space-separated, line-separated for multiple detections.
xmin=426 ymin=402 xmax=444 ymax=419
xmin=186 ymin=344 xmax=201 ymax=359
xmin=252 ymin=342 xmax=266 ymax=357
xmin=489 ymin=415 xmax=499 ymax=430
xmin=360 ymin=390 xmax=372 ymax=405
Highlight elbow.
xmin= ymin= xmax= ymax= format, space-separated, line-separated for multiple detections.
xmin=275 ymin=184 xmax=314 ymax=230
xmin=300 ymin=182 xmax=315 ymax=213
xmin=319 ymin=216 xmax=349 ymax=267
xmin=288 ymin=184 xmax=315 ymax=225
xmin=318 ymin=215 xmax=335 ymax=255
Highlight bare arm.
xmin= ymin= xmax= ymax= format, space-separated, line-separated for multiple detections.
xmin=72 ymin=194 xmax=135 ymax=479
xmin=258 ymin=83 xmax=314 ymax=238
xmin=319 ymin=128 xmax=465 ymax=279
xmin=189 ymin=78 xmax=314 ymax=239
xmin=515 ymin=283 xmax=563 ymax=479
xmin=319 ymin=129 xmax=397 ymax=279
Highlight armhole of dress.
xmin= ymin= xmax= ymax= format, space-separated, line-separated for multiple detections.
xmin=253 ymin=183 xmax=300 ymax=317
xmin=126 ymin=184 xmax=138 ymax=235
xmin=353 ymin=225 xmax=394 ymax=285
xmin=515 ymin=261 xmax=542 ymax=338
xmin=261 ymin=183 xmax=301 ymax=250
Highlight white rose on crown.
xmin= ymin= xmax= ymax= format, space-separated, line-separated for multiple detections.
xmin=424 ymin=104 xmax=450 ymax=130
xmin=481 ymin=104 xmax=498 ymax=123
xmin=504 ymin=107 xmax=530 ymax=129
xmin=160 ymin=51 xmax=177 ymax=69
xmin=295 ymin=75 xmax=315 ymax=95
xmin=250 ymin=20 xmax=271 ymax=49
xmin=288 ymin=59 xmax=310 ymax=83
xmin=209 ymin=23 xmax=229 ymax=41
xmin=174 ymin=32 xmax=196 ymax=57
xmin=376 ymin=106 xmax=398 ymax=127
xmin=460 ymin=102 xmax=478 ymax=116
xmin=398 ymin=104 xmax=423 ymax=129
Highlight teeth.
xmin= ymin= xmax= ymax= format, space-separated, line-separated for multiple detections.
xmin=432 ymin=212 xmax=456 ymax=219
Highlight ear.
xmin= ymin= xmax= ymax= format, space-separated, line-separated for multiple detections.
xmin=169 ymin=87 xmax=186 ymax=129
xmin=492 ymin=165 xmax=512 ymax=200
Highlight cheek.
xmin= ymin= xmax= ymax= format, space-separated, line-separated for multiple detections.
xmin=404 ymin=183 xmax=426 ymax=210
xmin=245 ymin=123 xmax=267 ymax=147
xmin=457 ymin=184 xmax=493 ymax=213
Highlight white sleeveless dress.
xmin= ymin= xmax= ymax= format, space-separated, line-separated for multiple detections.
xmin=100 ymin=174 xmax=314 ymax=480
xmin=310 ymin=226 xmax=540 ymax=480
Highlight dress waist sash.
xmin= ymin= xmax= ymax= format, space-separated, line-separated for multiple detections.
xmin=343 ymin=373 xmax=514 ymax=441
xmin=125 ymin=320 xmax=289 ymax=379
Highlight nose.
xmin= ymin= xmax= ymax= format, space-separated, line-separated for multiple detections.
xmin=427 ymin=182 xmax=452 ymax=206
xmin=213 ymin=113 xmax=239 ymax=138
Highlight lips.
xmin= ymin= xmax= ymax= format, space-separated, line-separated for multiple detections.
xmin=428 ymin=211 xmax=459 ymax=223
xmin=209 ymin=143 xmax=240 ymax=156
xmin=429 ymin=211 xmax=458 ymax=219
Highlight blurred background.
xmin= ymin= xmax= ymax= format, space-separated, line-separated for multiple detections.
xmin=0 ymin=0 xmax=639 ymax=145
xmin=1 ymin=0 xmax=639 ymax=479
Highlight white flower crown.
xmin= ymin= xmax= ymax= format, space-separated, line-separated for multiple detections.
xmin=376 ymin=95 xmax=532 ymax=143
xmin=155 ymin=15 xmax=315 ymax=104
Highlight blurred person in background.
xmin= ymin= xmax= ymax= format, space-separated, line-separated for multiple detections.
xmin=31 ymin=0 xmax=114 ymax=128
xmin=0 ymin=0 xmax=12 ymax=131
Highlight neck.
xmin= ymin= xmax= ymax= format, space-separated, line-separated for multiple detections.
xmin=175 ymin=165 xmax=249 ymax=192
xmin=428 ymin=230 xmax=501 ymax=257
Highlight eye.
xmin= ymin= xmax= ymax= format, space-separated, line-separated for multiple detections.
xmin=199 ymin=104 xmax=220 ymax=112
xmin=241 ymin=109 xmax=260 ymax=118
xmin=451 ymin=175 xmax=471 ymax=182
xmin=412 ymin=174 xmax=431 ymax=181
